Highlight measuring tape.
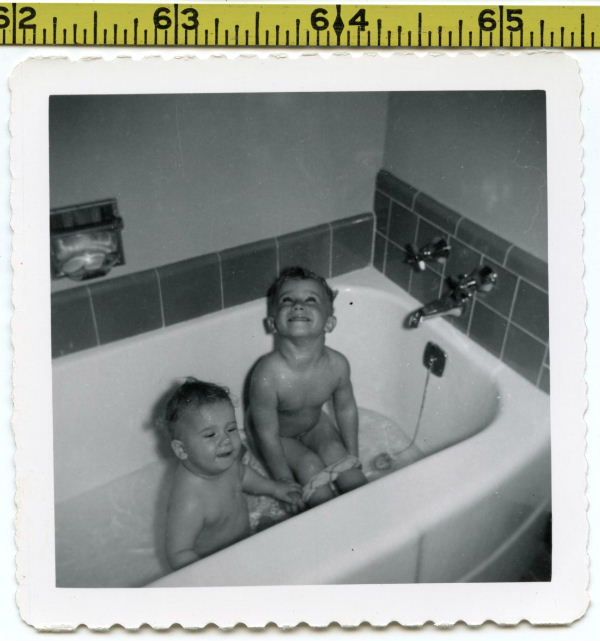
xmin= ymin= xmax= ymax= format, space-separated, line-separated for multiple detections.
xmin=1 ymin=3 xmax=599 ymax=48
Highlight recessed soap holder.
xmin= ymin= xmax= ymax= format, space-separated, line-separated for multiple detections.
xmin=50 ymin=199 xmax=125 ymax=281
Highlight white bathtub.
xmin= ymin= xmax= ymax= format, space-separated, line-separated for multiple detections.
xmin=53 ymin=267 xmax=550 ymax=587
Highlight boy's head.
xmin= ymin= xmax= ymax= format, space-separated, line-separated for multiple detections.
xmin=165 ymin=378 xmax=241 ymax=475
xmin=266 ymin=266 xmax=337 ymax=337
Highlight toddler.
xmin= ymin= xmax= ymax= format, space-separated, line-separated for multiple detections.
xmin=164 ymin=378 xmax=302 ymax=571
xmin=249 ymin=266 xmax=368 ymax=507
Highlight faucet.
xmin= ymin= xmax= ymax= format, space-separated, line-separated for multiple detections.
xmin=406 ymin=238 xmax=451 ymax=272
xmin=406 ymin=266 xmax=497 ymax=328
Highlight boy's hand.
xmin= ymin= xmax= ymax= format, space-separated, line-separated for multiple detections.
xmin=272 ymin=481 xmax=304 ymax=513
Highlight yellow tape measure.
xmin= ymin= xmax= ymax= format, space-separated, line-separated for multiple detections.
xmin=1 ymin=3 xmax=599 ymax=48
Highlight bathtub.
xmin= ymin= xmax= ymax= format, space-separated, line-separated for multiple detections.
xmin=52 ymin=267 xmax=550 ymax=587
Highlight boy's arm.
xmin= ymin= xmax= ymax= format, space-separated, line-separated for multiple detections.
xmin=332 ymin=355 xmax=359 ymax=457
xmin=165 ymin=494 xmax=204 ymax=571
xmin=242 ymin=466 xmax=303 ymax=512
xmin=249 ymin=366 xmax=295 ymax=482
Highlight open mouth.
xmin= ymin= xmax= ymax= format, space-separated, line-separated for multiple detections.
xmin=216 ymin=450 xmax=234 ymax=458
xmin=289 ymin=316 xmax=310 ymax=322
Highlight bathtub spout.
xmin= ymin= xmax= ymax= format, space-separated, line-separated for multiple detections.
xmin=406 ymin=298 xmax=464 ymax=328
xmin=406 ymin=265 xmax=498 ymax=329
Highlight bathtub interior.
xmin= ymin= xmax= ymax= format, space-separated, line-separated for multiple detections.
xmin=53 ymin=268 xmax=503 ymax=588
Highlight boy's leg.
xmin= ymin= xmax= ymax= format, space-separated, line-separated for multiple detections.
xmin=301 ymin=413 xmax=368 ymax=494
xmin=279 ymin=437 xmax=335 ymax=507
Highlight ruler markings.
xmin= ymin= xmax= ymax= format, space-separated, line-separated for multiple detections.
xmin=103 ymin=27 xmax=107 ymax=45
xmin=498 ymin=4 xmax=504 ymax=47
xmin=173 ymin=2 xmax=178 ymax=46
xmin=2 ymin=5 xmax=600 ymax=48
xmin=245 ymin=29 xmax=248 ymax=45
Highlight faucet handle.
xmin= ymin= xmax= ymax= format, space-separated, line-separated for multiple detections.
xmin=406 ymin=238 xmax=451 ymax=272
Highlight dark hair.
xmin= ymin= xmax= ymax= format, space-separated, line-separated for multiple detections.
xmin=267 ymin=266 xmax=336 ymax=315
xmin=164 ymin=378 xmax=231 ymax=439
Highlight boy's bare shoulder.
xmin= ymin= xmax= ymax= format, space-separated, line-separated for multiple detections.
xmin=325 ymin=346 xmax=351 ymax=372
xmin=251 ymin=351 xmax=283 ymax=378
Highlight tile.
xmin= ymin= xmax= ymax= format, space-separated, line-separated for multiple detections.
xmin=278 ymin=224 xmax=331 ymax=277
xmin=502 ymin=323 xmax=547 ymax=385
xmin=477 ymin=259 xmax=518 ymax=318
xmin=90 ymin=270 xmax=163 ymax=344
xmin=539 ymin=366 xmax=550 ymax=394
xmin=51 ymin=286 xmax=98 ymax=357
xmin=456 ymin=218 xmax=512 ymax=264
xmin=385 ymin=242 xmax=411 ymax=291
xmin=409 ymin=265 xmax=442 ymax=304
xmin=505 ymin=246 xmax=548 ymax=291
xmin=388 ymin=202 xmax=418 ymax=250
xmin=468 ymin=301 xmax=508 ymax=358
xmin=373 ymin=233 xmax=386 ymax=273
xmin=511 ymin=279 xmax=549 ymax=342
xmin=158 ymin=253 xmax=222 ymax=326
xmin=376 ymin=170 xmax=418 ymax=208
xmin=220 ymin=238 xmax=277 ymax=308
xmin=331 ymin=213 xmax=374 ymax=276
xmin=415 ymin=218 xmax=449 ymax=275
xmin=444 ymin=238 xmax=482 ymax=282
xmin=374 ymin=190 xmax=390 ymax=235
xmin=413 ymin=192 xmax=461 ymax=234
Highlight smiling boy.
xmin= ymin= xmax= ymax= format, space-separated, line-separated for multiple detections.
xmin=249 ymin=267 xmax=368 ymax=507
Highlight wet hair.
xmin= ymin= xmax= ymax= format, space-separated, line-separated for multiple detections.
xmin=267 ymin=266 xmax=336 ymax=315
xmin=164 ymin=377 xmax=232 ymax=440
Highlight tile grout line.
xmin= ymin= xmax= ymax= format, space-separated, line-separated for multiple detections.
xmin=369 ymin=214 xmax=376 ymax=267
xmin=327 ymin=223 xmax=333 ymax=278
xmin=216 ymin=252 xmax=225 ymax=309
xmin=536 ymin=344 xmax=550 ymax=387
xmin=503 ymin=243 xmax=515 ymax=268
xmin=477 ymin=295 xmax=547 ymax=346
xmin=274 ymin=236 xmax=280 ymax=275
xmin=85 ymin=285 xmax=101 ymax=346
xmin=500 ymin=278 xmax=522 ymax=361
xmin=154 ymin=268 xmax=166 ymax=328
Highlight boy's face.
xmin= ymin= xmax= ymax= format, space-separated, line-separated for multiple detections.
xmin=171 ymin=401 xmax=242 ymax=476
xmin=269 ymin=278 xmax=336 ymax=338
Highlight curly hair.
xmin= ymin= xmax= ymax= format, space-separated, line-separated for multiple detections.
xmin=164 ymin=377 xmax=231 ymax=439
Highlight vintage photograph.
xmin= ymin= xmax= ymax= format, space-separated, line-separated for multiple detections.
xmin=50 ymin=88 xmax=551 ymax=589
xmin=11 ymin=54 xmax=586 ymax=628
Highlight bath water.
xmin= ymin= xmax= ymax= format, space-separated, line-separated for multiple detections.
xmin=55 ymin=408 xmax=422 ymax=588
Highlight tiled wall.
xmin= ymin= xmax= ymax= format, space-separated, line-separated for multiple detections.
xmin=373 ymin=170 xmax=550 ymax=393
xmin=51 ymin=213 xmax=374 ymax=358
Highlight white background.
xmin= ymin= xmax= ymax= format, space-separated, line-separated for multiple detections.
xmin=1 ymin=0 xmax=598 ymax=638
